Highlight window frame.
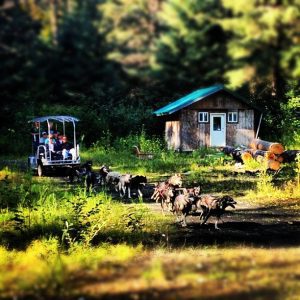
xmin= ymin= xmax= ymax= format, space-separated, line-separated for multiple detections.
xmin=227 ymin=111 xmax=238 ymax=123
xmin=198 ymin=112 xmax=209 ymax=123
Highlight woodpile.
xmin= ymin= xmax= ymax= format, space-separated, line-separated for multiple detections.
xmin=222 ymin=139 xmax=299 ymax=172
xmin=249 ymin=139 xmax=285 ymax=155
xmin=248 ymin=138 xmax=285 ymax=171
xmin=279 ymin=150 xmax=300 ymax=163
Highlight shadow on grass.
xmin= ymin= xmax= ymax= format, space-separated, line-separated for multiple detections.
xmin=169 ymin=205 xmax=300 ymax=248
xmin=0 ymin=222 xmax=169 ymax=251
xmin=2 ymin=219 xmax=300 ymax=251
xmin=80 ymin=287 xmax=283 ymax=300
xmin=19 ymin=282 xmax=285 ymax=300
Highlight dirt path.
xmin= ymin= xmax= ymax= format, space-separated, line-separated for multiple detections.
xmin=145 ymin=200 xmax=300 ymax=248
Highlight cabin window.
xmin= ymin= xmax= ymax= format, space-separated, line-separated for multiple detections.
xmin=198 ymin=112 xmax=208 ymax=123
xmin=228 ymin=112 xmax=238 ymax=123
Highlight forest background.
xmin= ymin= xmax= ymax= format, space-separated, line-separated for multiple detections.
xmin=0 ymin=0 xmax=299 ymax=155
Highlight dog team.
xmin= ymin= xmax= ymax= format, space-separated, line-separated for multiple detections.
xmin=75 ymin=161 xmax=147 ymax=199
xmin=151 ymin=173 xmax=237 ymax=229
xmin=75 ymin=161 xmax=237 ymax=229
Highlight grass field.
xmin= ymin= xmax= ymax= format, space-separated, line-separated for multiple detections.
xmin=0 ymin=146 xmax=300 ymax=299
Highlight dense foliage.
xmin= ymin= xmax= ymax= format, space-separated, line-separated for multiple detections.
xmin=0 ymin=0 xmax=299 ymax=155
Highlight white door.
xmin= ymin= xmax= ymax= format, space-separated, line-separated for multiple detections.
xmin=210 ymin=113 xmax=226 ymax=147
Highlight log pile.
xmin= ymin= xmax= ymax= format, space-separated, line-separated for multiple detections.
xmin=248 ymin=139 xmax=284 ymax=171
xmin=249 ymin=139 xmax=285 ymax=155
xmin=222 ymin=139 xmax=300 ymax=171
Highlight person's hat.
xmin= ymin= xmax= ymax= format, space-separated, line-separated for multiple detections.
xmin=42 ymin=131 xmax=47 ymax=135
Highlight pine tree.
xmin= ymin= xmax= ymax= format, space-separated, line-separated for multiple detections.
xmin=151 ymin=0 xmax=229 ymax=93
xmin=221 ymin=0 xmax=300 ymax=139
xmin=99 ymin=0 xmax=162 ymax=77
xmin=221 ymin=0 xmax=300 ymax=99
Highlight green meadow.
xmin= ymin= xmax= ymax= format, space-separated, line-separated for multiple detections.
xmin=1 ymin=139 xmax=300 ymax=299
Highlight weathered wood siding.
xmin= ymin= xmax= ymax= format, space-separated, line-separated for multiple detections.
xmin=227 ymin=110 xmax=255 ymax=146
xmin=165 ymin=121 xmax=181 ymax=150
xmin=198 ymin=123 xmax=210 ymax=147
xmin=190 ymin=91 xmax=249 ymax=110
xmin=179 ymin=92 xmax=255 ymax=149
xmin=180 ymin=110 xmax=200 ymax=150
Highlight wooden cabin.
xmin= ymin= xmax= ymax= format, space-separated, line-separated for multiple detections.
xmin=154 ymin=85 xmax=260 ymax=150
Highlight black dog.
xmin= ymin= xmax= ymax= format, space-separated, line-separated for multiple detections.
xmin=74 ymin=161 xmax=99 ymax=193
xmin=75 ymin=161 xmax=93 ymax=182
xmin=129 ymin=175 xmax=147 ymax=199
xmin=87 ymin=164 xmax=112 ymax=193
xmin=199 ymin=195 xmax=237 ymax=229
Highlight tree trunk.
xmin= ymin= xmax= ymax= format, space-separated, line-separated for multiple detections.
xmin=241 ymin=149 xmax=253 ymax=162
xmin=50 ymin=0 xmax=58 ymax=45
xmin=267 ymin=160 xmax=281 ymax=171
xmin=279 ymin=150 xmax=300 ymax=163
xmin=249 ymin=139 xmax=284 ymax=155
xmin=252 ymin=150 xmax=276 ymax=160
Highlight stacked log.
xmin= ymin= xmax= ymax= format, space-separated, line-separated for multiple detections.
xmin=248 ymin=139 xmax=285 ymax=171
xmin=247 ymin=139 xmax=285 ymax=171
xmin=241 ymin=149 xmax=253 ymax=162
xmin=249 ymin=139 xmax=284 ymax=155
xmin=277 ymin=150 xmax=300 ymax=163
xmin=223 ymin=140 xmax=299 ymax=172
xmin=267 ymin=160 xmax=281 ymax=171
xmin=252 ymin=150 xmax=276 ymax=161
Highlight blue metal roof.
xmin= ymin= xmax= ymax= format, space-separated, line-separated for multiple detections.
xmin=29 ymin=116 xmax=79 ymax=123
xmin=153 ymin=84 xmax=254 ymax=116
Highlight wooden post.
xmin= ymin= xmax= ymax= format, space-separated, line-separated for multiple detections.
xmin=255 ymin=113 xmax=263 ymax=139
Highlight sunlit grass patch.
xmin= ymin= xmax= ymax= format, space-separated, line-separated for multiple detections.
xmin=243 ymin=173 xmax=300 ymax=207
xmin=63 ymin=243 xmax=143 ymax=271
xmin=0 ymin=239 xmax=144 ymax=298
xmin=1 ymin=230 xmax=300 ymax=299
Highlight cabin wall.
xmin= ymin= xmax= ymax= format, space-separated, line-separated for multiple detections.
xmin=198 ymin=123 xmax=210 ymax=147
xmin=190 ymin=92 xmax=249 ymax=110
xmin=165 ymin=121 xmax=181 ymax=150
xmin=178 ymin=92 xmax=255 ymax=149
xmin=180 ymin=110 xmax=200 ymax=150
xmin=227 ymin=110 xmax=255 ymax=146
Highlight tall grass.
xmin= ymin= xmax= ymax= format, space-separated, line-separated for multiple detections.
xmin=245 ymin=157 xmax=300 ymax=204
xmin=0 ymin=168 xmax=173 ymax=250
xmin=81 ymin=132 xmax=230 ymax=175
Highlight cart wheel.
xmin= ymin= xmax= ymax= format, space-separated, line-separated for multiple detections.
xmin=37 ymin=164 xmax=43 ymax=177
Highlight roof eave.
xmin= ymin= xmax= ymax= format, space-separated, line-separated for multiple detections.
xmin=153 ymin=86 xmax=223 ymax=116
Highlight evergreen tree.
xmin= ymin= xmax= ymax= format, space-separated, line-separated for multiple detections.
xmin=99 ymin=0 xmax=163 ymax=78
xmin=221 ymin=0 xmax=300 ymax=99
xmin=46 ymin=1 xmax=124 ymax=102
xmin=221 ymin=0 xmax=300 ymax=139
xmin=0 ymin=2 xmax=44 ymax=153
xmin=152 ymin=0 xmax=229 ymax=93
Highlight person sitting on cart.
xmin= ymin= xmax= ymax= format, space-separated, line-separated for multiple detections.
xmin=55 ymin=133 xmax=63 ymax=151
xmin=44 ymin=134 xmax=56 ymax=145
xmin=61 ymin=135 xmax=76 ymax=160
xmin=44 ymin=136 xmax=59 ymax=159
xmin=39 ymin=132 xmax=48 ymax=144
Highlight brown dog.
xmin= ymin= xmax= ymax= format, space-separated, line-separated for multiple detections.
xmin=173 ymin=186 xmax=201 ymax=227
xmin=199 ymin=195 xmax=237 ymax=229
xmin=151 ymin=174 xmax=182 ymax=213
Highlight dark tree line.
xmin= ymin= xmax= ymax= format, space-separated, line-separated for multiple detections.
xmin=0 ymin=0 xmax=299 ymax=154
